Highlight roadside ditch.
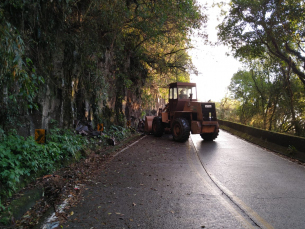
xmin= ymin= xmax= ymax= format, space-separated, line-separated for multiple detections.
xmin=0 ymin=132 xmax=144 ymax=229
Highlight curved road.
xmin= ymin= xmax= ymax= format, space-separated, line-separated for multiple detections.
xmin=191 ymin=130 xmax=305 ymax=229
xmin=60 ymin=130 xmax=305 ymax=229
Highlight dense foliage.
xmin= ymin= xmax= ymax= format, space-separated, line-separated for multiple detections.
xmin=217 ymin=0 xmax=305 ymax=136
xmin=0 ymin=128 xmax=82 ymax=210
xmin=0 ymin=0 xmax=205 ymax=130
xmin=221 ymin=67 xmax=305 ymax=135
xmin=0 ymin=0 xmax=205 ymax=211
xmin=218 ymin=0 xmax=305 ymax=85
xmin=0 ymin=124 xmax=132 ymax=211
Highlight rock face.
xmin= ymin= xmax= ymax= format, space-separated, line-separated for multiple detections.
xmin=9 ymin=44 xmax=167 ymax=138
xmin=15 ymin=84 xmax=165 ymax=138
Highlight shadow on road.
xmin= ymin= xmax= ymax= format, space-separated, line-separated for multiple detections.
xmin=199 ymin=141 xmax=218 ymax=153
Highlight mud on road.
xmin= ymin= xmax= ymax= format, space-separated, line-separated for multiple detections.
xmin=58 ymin=134 xmax=250 ymax=229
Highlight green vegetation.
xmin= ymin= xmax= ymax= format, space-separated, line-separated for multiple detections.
xmin=0 ymin=0 xmax=205 ymax=131
xmin=217 ymin=0 xmax=305 ymax=136
xmin=0 ymin=0 xmax=205 ymax=215
xmin=0 ymin=124 xmax=132 ymax=211
xmin=0 ymin=127 xmax=82 ymax=210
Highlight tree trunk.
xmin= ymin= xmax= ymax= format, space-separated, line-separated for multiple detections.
xmin=115 ymin=75 xmax=125 ymax=126
xmin=282 ymin=66 xmax=301 ymax=135
xmin=41 ymin=84 xmax=51 ymax=130
xmin=3 ymin=86 xmax=8 ymax=107
xmin=2 ymin=73 xmax=8 ymax=129
xmin=268 ymin=95 xmax=279 ymax=131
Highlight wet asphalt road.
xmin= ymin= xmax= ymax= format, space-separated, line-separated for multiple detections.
xmin=63 ymin=130 xmax=305 ymax=229
xmin=192 ymin=130 xmax=305 ymax=229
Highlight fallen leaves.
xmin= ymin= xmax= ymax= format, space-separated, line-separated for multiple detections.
xmin=13 ymin=148 xmax=113 ymax=228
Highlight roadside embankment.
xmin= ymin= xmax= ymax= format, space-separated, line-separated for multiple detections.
xmin=0 ymin=132 xmax=143 ymax=227
xmin=218 ymin=120 xmax=305 ymax=163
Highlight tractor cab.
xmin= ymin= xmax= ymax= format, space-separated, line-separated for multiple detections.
xmin=145 ymin=81 xmax=219 ymax=143
xmin=169 ymin=82 xmax=197 ymax=112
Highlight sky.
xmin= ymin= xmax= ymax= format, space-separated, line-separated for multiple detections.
xmin=189 ymin=0 xmax=243 ymax=102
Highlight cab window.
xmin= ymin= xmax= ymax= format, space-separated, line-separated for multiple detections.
xmin=178 ymin=86 xmax=197 ymax=100
xmin=169 ymin=87 xmax=178 ymax=99
xmin=191 ymin=86 xmax=197 ymax=100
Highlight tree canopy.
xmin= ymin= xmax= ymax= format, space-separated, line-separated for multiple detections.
xmin=218 ymin=0 xmax=305 ymax=86
xmin=0 ymin=0 xmax=206 ymax=130
xmin=218 ymin=0 xmax=305 ymax=136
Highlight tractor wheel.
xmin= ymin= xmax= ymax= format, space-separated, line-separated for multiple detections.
xmin=171 ymin=118 xmax=190 ymax=142
xmin=152 ymin=117 xmax=164 ymax=137
xmin=200 ymin=130 xmax=219 ymax=141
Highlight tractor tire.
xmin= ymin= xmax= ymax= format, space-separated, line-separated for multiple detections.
xmin=200 ymin=130 xmax=219 ymax=141
xmin=152 ymin=117 xmax=164 ymax=137
xmin=171 ymin=118 xmax=190 ymax=142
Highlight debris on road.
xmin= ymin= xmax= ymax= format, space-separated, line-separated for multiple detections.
xmin=75 ymin=119 xmax=116 ymax=145
xmin=11 ymin=134 xmax=143 ymax=228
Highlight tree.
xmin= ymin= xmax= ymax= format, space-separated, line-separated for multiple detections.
xmin=218 ymin=0 xmax=305 ymax=86
xmin=228 ymin=70 xmax=261 ymax=125
xmin=0 ymin=9 xmax=42 ymax=129
xmin=228 ymin=60 xmax=305 ymax=135
xmin=228 ymin=63 xmax=282 ymax=130
xmin=217 ymin=96 xmax=240 ymax=122
xmin=0 ymin=0 xmax=206 ymax=131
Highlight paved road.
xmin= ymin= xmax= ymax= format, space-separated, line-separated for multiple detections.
xmin=63 ymin=134 xmax=260 ymax=229
xmin=192 ymin=130 xmax=305 ymax=229
xmin=62 ymin=130 xmax=305 ymax=229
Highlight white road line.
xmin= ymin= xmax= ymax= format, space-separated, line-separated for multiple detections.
xmin=190 ymin=135 xmax=274 ymax=229
xmin=41 ymin=135 xmax=146 ymax=229
xmin=113 ymin=135 xmax=147 ymax=157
